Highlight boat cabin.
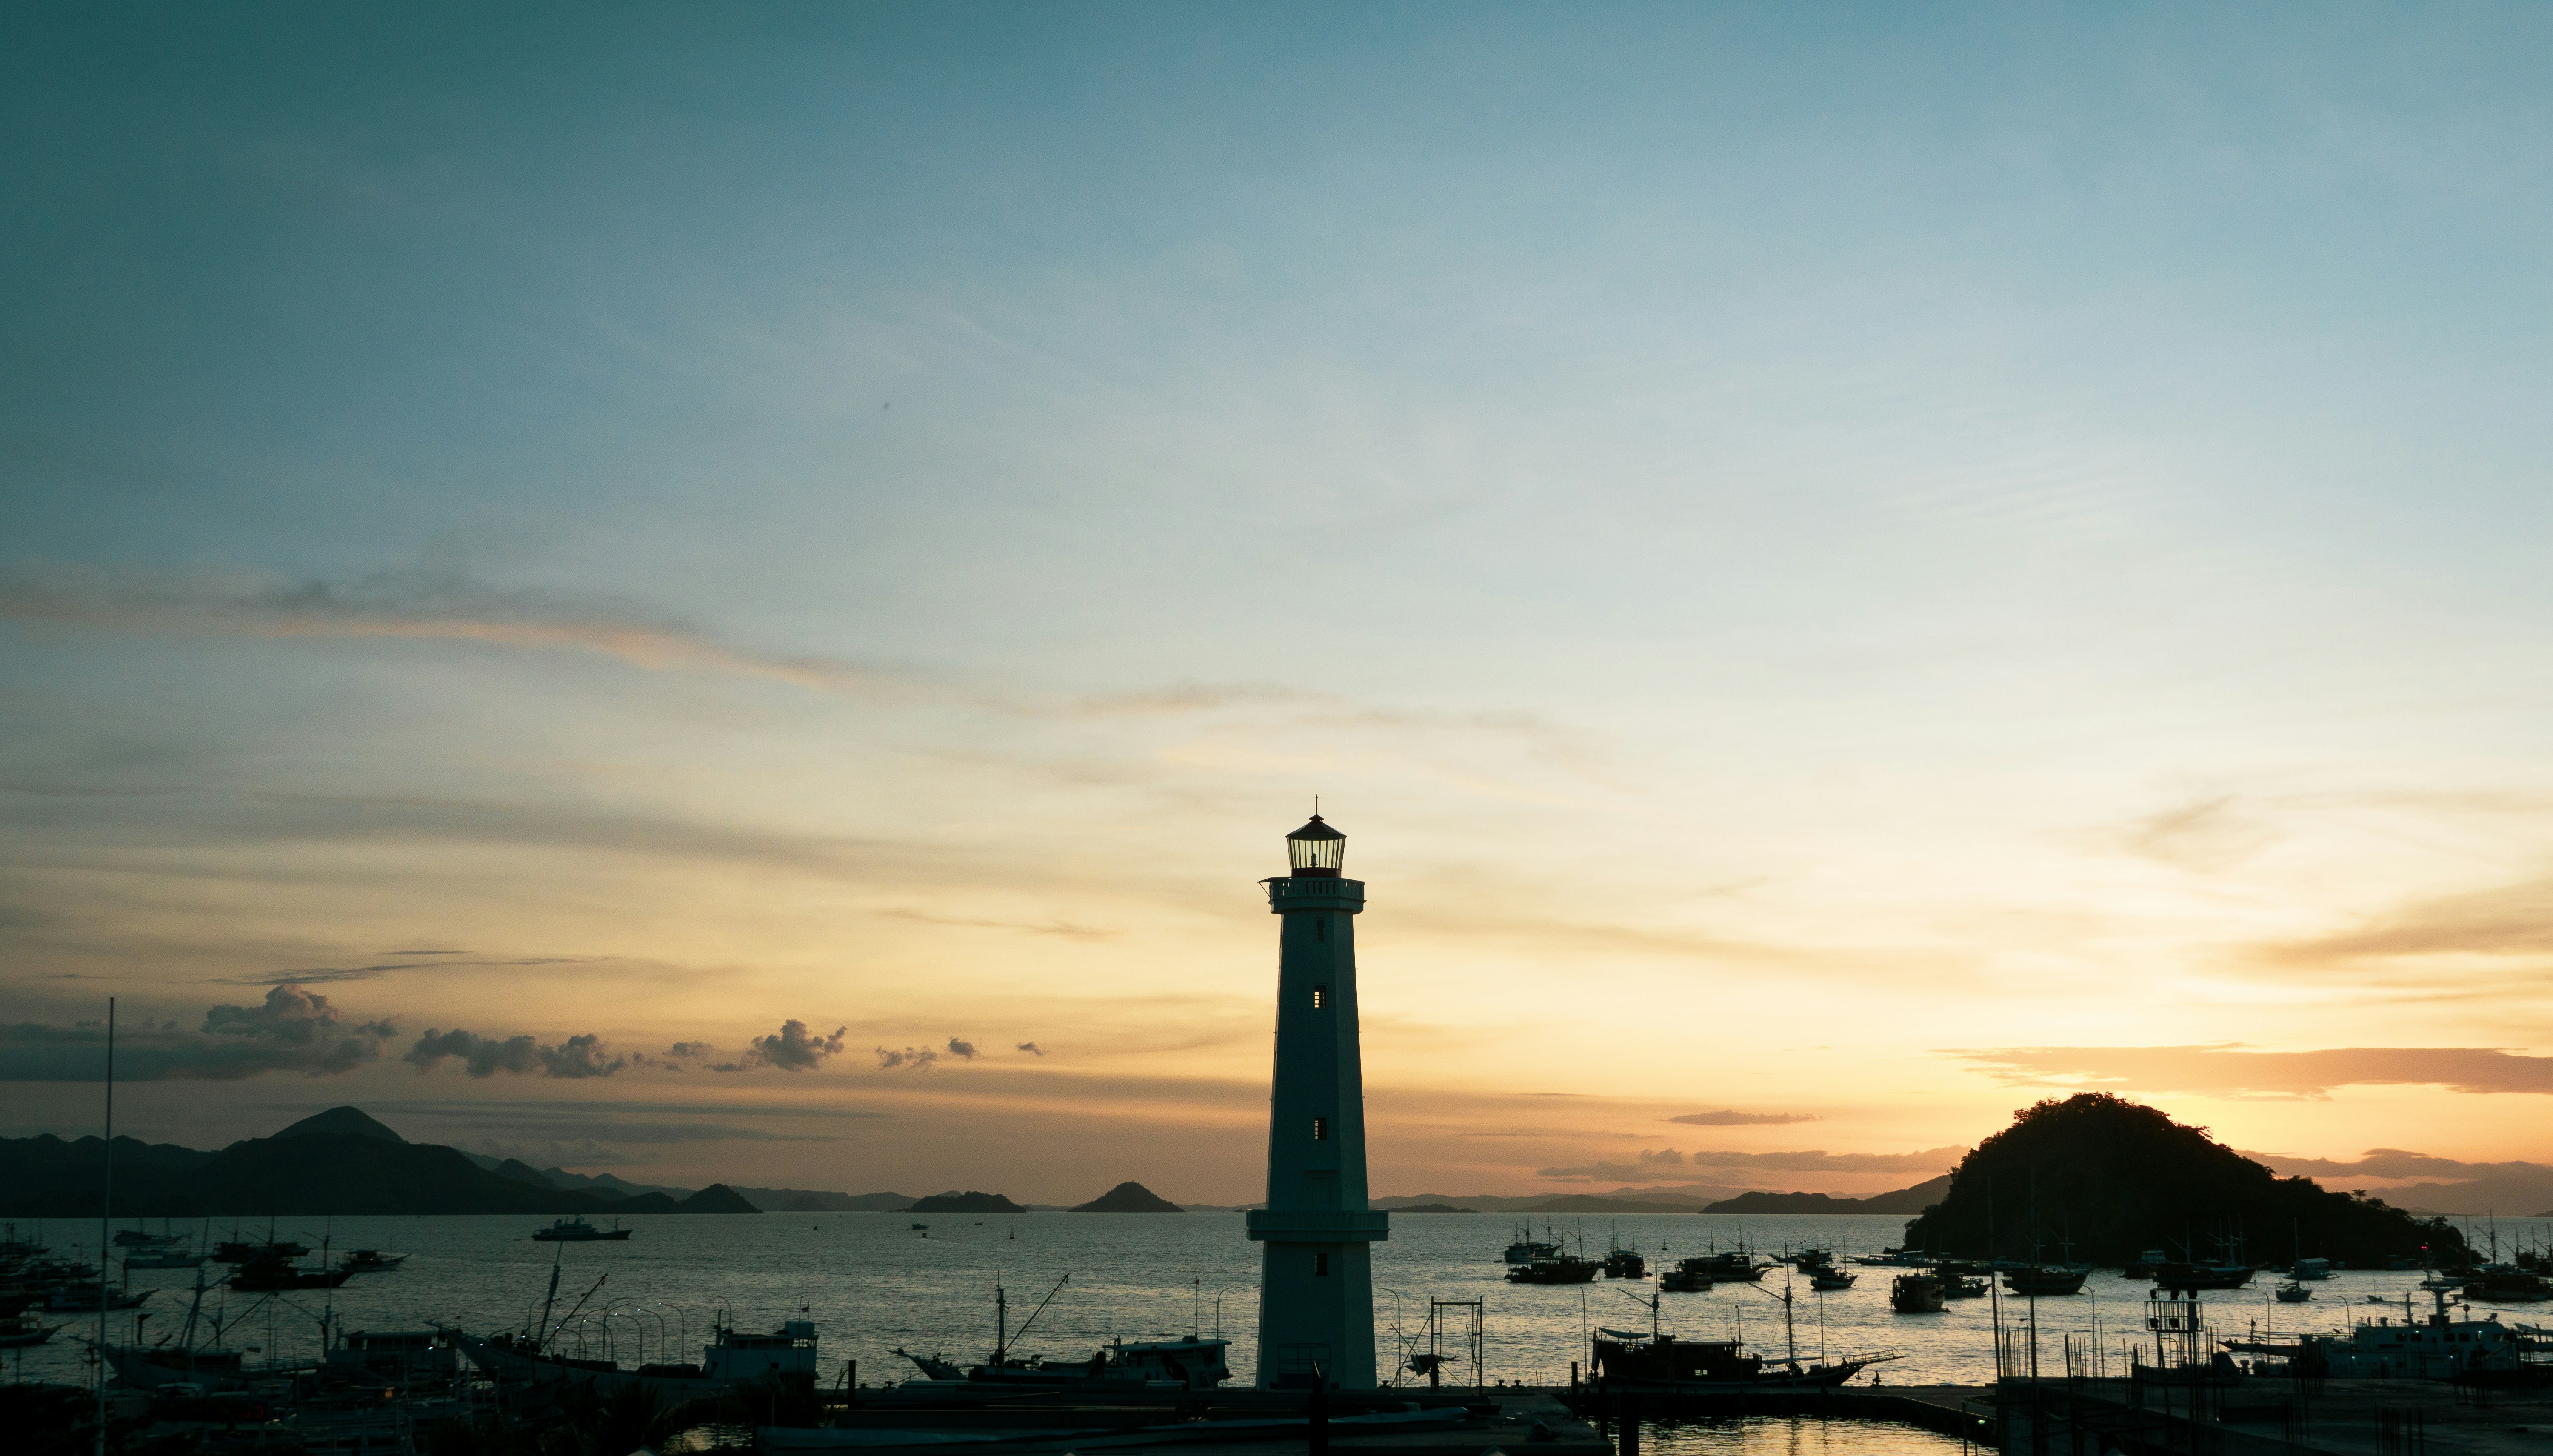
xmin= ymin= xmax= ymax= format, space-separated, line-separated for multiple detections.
xmin=700 ymin=1320 xmax=820 ymax=1382
xmin=1592 ymin=1331 xmax=1765 ymax=1385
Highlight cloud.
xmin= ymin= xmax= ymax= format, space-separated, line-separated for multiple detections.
xmin=708 ymin=1020 xmax=848 ymax=1073
xmin=1017 ymin=1042 xmax=1045 ymax=1056
xmin=1954 ymin=1045 xmax=2553 ymax=1099
xmin=1669 ymin=1110 xmax=1819 ymax=1126
xmin=874 ymin=1045 xmax=940 ymax=1072
xmin=2260 ymin=873 xmax=2553 ymax=964
xmin=404 ymin=1028 xmax=628 ymax=1078
xmin=665 ymin=1042 xmax=712 ymax=1059
xmin=2241 ymin=1148 xmax=2548 ymax=1181
xmin=211 ymin=955 xmax=600 ymax=986
xmin=0 ymin=984 xmax=397 ymax=1081
xmin=880 ymin=909 xmax=1114 ymax=940
xmin=1538 ymin=1146 xmax=1962 ymax=1180
xmin=2123 ymin=794 xmax=2277 ymax=871
xmin=946 ymin=1037 xmax=978 ymax=1059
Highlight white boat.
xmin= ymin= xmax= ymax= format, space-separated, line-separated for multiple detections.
xmin=2302 ymin=1287 xmax=2527 ymax=1379
xmin=456 ymin=1318 xmax=817 ymax=1398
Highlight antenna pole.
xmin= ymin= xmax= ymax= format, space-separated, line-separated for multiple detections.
xmin=97 ymin=996 xmax=114 ymax=1456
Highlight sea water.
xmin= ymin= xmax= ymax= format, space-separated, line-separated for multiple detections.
xmin=10 ymin=1212 xmax=2542 ymax=1398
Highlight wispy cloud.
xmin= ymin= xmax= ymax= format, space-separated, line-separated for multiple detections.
xmin=1955 ymin=1044 xmax=2553 ymax=1098
xmin=1538 ymin=1146 xmax=1960 ymax=1179
xmin=878 ymin=909 xmax=1114 ymax=940
xmin=213 ymin=955 xmax=602 ymax=986
xmin=1669 ymin=1109 xmax=1819 ymax=1126
xmin=2260 ymin=873 xmax=2553 ymax=964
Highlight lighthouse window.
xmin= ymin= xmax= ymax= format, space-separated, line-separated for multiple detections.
xmin=1313 ymin=1252 xmax=1330 ymax=1276
xmin=1315 ymin=920 xmax=1325 ymax=942
xmin=1312 ymin=1116 xmax=1330 ymax=1141
xmin=1312 ymin=985 xmax=1327 ymax=1009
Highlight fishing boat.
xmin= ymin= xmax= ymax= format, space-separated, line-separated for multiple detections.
xmin=530 ymin=1216 xmax=631 ymax=1242
xmin=43 ymin=1284 xmax=152 ymax=1312
xmin=1940 ymin=1273 xmax=1990 ymax=1299
xmin=0 ymin=1313 xmax=61 ymax=1348
xmin=1890 ymin=1274 xmax=1945 ymax=1313
xmin=1659 ymin=1258 xmax=1715 ymax=1292
xmin=1502 ymin=1234 xmax=1562 ymax=1265
xmin=1808 ymin=1269 xmax=1857 ymax=1291
xmin=1687 ymin=1249 xmax=1771 ymax=1283
xmin=456 ymin=1319 xmax=819 ymax=1399
xmin=2467 ymin=1266 xmax=2553 ymax=1302
xmin=1850 ymin=1248 xmax=1936 ymax=1268
xmin=214 ymin=1238 xmax=308 ymax=1264
xmin=341 ymin=1249 xmax=407 ymax=1273
xmin=1505 ymin=1255 xmax=1601 ymax=1285
xmin=2275 ymin=1281 xmax=2312 ymax=1303
xmin=2299 ymin=1287 xmax=2532 ymax=1379
xmin=228 ymin=1255 xmax=352 ymax=1291
xmin=113 ymin=1229 xmax=184 ymax=1248
xmin=327 ymin=1329 xmax=458 ymax=1381
xmin=1589 ymin=1326 xmax=1897 ymax=1392
xmin=1788 ymin=1248 xmax=1836 ymax=1273
xmin=2290 ymin=1257 xmax=2333 ymax=1281
xmin=123 ymin=1248 xmax=207 ymax=1270
xmin=1601 ymin=1248 xmax=1648 ymax=1279
xmin=2004 ymin=1265 xmax=2090 ymax=1296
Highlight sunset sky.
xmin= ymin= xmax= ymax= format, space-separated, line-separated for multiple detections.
xmin=6 ymin=5 xmax=2553 ymax=1207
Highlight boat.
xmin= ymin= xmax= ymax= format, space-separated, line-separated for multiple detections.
xmin=1808 ymin=1269 xmax=1857 ymax=1291
xmin=328 ymin=1329 xmax=458 ymax=1381
xmin=113 ymin=1229 xmax=184 ymax=1248
xmin=1659 ymin=1258 xmax=1715 ymax=1292
xmin=2275 ymin=1281 xmax=2312 ymax=1303
xmin=2290 ymin=1256 xmax=2333 ymax=1281
xmin=1590 ymin=1325 xmax=1896 ymax=1392
xmin=228 ymin=1256 xmax=352 ymax=1291
xmin=1601 ymin=1248 xmax=1648 ymax=1279
xmin=2003 ymin=1265 xmax=2090 ymax=1296
xmin=2297 ymin=1287 xmax=2532 ymax=1379
xmin=340 ymin=1249 xmax=407 ymax=1273
xmin=530 ymin=1216 xmax=631 ymax=1242
xmin=1505 ymin=1255 xmax=1601 ymax=1285
xmin=0 ymin=1313 xmax=61 ymax=1348
xmin=457 ymin=1317 xmax=818 ymax=1399
xmin=1940 ymin=1273 xmax=1990 ymax=1299
xmin=898 ymin=1334 xmax=1234 ymax=1389
xmin=1851 ymin=1248 xmax=1936 ymax=1268
xmin=2122 ymin=1249 xmax=2167 ymax=1280
xmin=1688 ymin=1249 xmax=1771 ymax=1283
xmin=213 ymin=1239 xmax=308 ymax=1264
xmin=2467 ymin=1266 xmax=2553 ymax=1302
xmin=43 ymin=1284 xmax=152 ymax=1312
xmin=1890 ymin=1275 xmax=1945 ymax=1313
xmin=1788 ymin=1248 xmax=1836 ymax=1273
xmin=123 ymin=1249 xmax=208 ymax=1270
xmin=1502 ymin=1236 xmax=1561 ymax=1265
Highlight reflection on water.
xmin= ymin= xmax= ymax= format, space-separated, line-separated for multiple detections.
xmin=1646 ymin=1417 xmax=1966 ymax=1456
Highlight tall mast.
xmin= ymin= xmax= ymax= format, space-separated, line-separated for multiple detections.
xmin=96 ymin=996 xmax=114 ymax=1456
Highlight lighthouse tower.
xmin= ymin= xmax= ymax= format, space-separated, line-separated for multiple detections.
xmin=1245 ymin=814 xmax=1388 ymax=1390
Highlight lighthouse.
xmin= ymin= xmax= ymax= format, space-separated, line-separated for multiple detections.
xmin=1245 ymin=813 xmax=1388 ymax=1390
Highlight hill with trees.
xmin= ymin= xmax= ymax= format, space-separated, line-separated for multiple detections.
xmin=1900 ymin=1094 xmax=2465 ymax=1265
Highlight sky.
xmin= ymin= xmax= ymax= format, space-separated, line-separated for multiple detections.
xmin=6 ymin=3 xmax=2553 ymax=1207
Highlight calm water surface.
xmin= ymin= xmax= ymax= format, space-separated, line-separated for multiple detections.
xmin=11 ymin=1213 xmax=2544 ymax=1396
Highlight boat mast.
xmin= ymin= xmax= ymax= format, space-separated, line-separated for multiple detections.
xmin=96 ymin=995 xmax=114 ymax=1456
xmin=534 ymin=1241 xmax=564 ymax=1350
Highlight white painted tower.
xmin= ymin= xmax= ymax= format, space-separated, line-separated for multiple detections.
xmin=1245 ymin=814 xmax=1388 ymax=1390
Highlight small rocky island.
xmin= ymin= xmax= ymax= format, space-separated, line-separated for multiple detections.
xmin=1070 ymin=1181 xmax=1183 ymax=1211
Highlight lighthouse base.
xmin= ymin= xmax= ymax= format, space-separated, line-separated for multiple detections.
xmin=1251 ymin=1239 xmax=1376 ymax=1389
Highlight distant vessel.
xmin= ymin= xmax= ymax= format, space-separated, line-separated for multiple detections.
xmin=228 ymin=1255 xmax=351 ymax=1292
xmin=530 ymin=1217 xmax=631 ymax=1242
xmin=1890 ymin=1274 xmax=1945 ymax=1313
xmin=123 ymin=1249 xmax=207 ymax=1270
xmin=341 ymin=1249 xmax=407 ymax=1272
xmin=2275 ymin=1280 xmax=2312 ymax=1303
xmin=1940 ymin=1273 xmax=1990 ymax=1299
xmin=897 ymin=1335 xmax=1234 ymax=1389
xmin=1687 ymin=1249 xmax=1771 ymax=1283
xmin=1591 ymin=1326 xmax=1897 ymax=1392
xmin=1601 ymin=1248 xmax=1648 ymax=1279
xmin=0 ymin=1313 xmax=61 ymax=1348
xmin=1808 ymin=1269 xmax=1857 ymax=1291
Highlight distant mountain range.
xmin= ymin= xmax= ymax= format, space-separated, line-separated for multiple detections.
xmin=0 ymin=1107 xmax=765 ymax=1218
xmin=1700 ymin=1175 xmax=1952 ymax=1214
